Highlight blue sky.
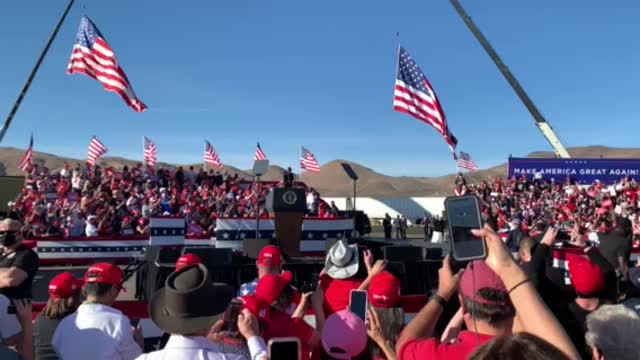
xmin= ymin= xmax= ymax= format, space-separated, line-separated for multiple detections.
xmin=1 ymin=1 xmax=638 ymax=176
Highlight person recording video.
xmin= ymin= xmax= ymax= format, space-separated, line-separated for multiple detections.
xmin=0 ymin=219 xmax=39 ymax=301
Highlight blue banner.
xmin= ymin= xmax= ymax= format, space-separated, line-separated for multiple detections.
xmin=508 ymin=158 xmax=640 ymax=184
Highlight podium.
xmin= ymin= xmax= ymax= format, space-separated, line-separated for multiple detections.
xmin=266 ymin=187 xmax=306 ymax=258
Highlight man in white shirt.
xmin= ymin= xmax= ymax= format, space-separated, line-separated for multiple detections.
xmin=53 ymin=263 xmax=143 ymax=360
xmin=85 ymin=215 xmax=98 ymax=237
xmin=138 ymin=264 xmax=268 ymax=360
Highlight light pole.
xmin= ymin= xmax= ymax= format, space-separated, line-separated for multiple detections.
xmin=340 ymin=163 xmax=359 ymax=239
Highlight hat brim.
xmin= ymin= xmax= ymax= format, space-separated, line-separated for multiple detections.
xmin=149 ymin=288 xmax=224 ymax=335
xmin=325 ymin=248 xmax=359 ymax=280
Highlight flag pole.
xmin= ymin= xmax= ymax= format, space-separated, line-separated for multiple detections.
xmin=393 ymin=32 xmax=401 ymax=104
xmin=0 ymin=0 xmax=76 ymax=142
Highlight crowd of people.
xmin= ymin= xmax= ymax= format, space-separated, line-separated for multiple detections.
xmin=7 ymin=163 xmax=337 ymax=239
xmin=456 ymin=172 xmax=640 ymax=243
xmin=4 ymin=169 xmax=640 ymax=359
xmin=2 ymin=208 xmax=640 ymax=359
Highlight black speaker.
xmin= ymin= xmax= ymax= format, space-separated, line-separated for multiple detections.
xmin=382 ymin=245 xmax=425 ymax=262
xmin=425 ymin=247 xmax=443 ymax=260
xmin=181 ymin=247 xmax=233 ymax=268
xmin=266 ymin=188 xmax=306 ymax=213
xmin=143 ymin=246 xmax=182 ymax=300
xmin=32 ymin=267 xmax=89 ymax=302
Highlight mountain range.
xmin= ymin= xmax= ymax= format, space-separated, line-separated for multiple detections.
xmin=1 ymin=145 xmax=638 ymax=197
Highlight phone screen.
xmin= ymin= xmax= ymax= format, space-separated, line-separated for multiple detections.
xmin=349 ymin=290 xmax=368 ymax=321
xmin=268 ymin=338 xmax=301 ymax=360
xmin=446 ymin=196 xmax=486 ymax=261
xmin=226 ymin=301 xmax=243 ymax=333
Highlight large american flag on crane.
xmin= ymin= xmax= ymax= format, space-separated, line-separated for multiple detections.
xmin=67 ymin=16 xmax=147 ymax=112
xmin=18 ymin=135 xmax=34 ymax=172
xmin=87 ymin=136 xmax=108 ymax=166
xmin=204 ymin=140 xmax=222 ymax=167
xmin=393 ymin=47 xmax=457 ymax=155
xmin=255 ymin=143 xmax=267 ymax=161
xmin=143 ymin=137 xmax=158 ymax=168
xmin=300 ymin=146 xmax=320 ymax=173
xmin=457 ymin=151 xmax=478 ymax=171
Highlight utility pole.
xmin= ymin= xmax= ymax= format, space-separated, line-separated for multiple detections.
xmin=450 ymin=0 xmax=571 ymax=158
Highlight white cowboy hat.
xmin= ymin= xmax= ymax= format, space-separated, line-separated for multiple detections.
xmin=324 ymin=240 xmax=359 ymax=280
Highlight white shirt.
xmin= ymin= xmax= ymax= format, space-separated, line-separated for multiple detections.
xmin=52 ymin=303 xmax=142 ymax=360
xmin=72 ymin=176 xmax=84 ymax=190
xmin=85 ymin=222 xmax=98 ymax=237
xmin=0 ymin=295 xmax=20 ymax=341
xmin=136 ymin=335 xmax=267 ymax=360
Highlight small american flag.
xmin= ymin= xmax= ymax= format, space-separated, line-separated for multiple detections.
xmin=204 ymin=140 xmax=222 ymax=167
xmin=67 ymin=16 xmax=147 ymax=112
xmin=143 ymin=137 xmax=157 ymax=168
xmin=18 ymin=134 xmax=33 ymax=172
xmin=87 ymin=136 xmax=108 ymax=166
xmin=255 ymin=143 xmax=267 ymax=161
xmin=393 ymin=47 xmax=457 ymax=155
xmin=300 ymin=146 xmax=320 ymax=173
xmin=457 ymin=151 xmax=478 ymax=171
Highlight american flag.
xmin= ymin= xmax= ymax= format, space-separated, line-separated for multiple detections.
xmin=204 ymin=140 xmax=222 ymax=167
xmin=457 ymin=151 xmax=478 ymax=171
xmin=393 ymin=47 xmax=457 ymax=155
xmin=67 ymin=16 xmax=147 ymax=112
xmin=18 ymin=134 xmax=33 ymax=172
xmin=87 ymin=136 xmax=108 ymax=166
xmin=143 ymin=137 xmax=158 ymax=168
xmin=300 ymin=146 xmax=320 ymax=173
xmin=255 ymin=143 xmax=267 ymax=161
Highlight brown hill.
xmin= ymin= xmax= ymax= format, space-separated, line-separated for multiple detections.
xmin=1 ymin=146 xmax=638 ymax=197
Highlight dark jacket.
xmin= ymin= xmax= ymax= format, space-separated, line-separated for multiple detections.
xmin=528 ymin=242 xmax=617 ymax=317
xmin=598 ymin=231 xmax=632 ymax=272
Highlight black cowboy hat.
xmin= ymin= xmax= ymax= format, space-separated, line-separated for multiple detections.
xmin=149 ymin=264 xmax=233 ymax=334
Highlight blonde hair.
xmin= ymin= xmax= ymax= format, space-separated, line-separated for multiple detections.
xmin=44 ymin=292 xmax=82 ymax=320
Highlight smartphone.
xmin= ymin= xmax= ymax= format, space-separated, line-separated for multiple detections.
xmin=349 ymin=289 xmax=368 ymax=322
xmin=445 ymin=195 xmax=487 ymax=262
xmin=268 ymin=337 xmax=301 ymax=360
xmin=130 ymin=318 xmax=140 ymax=327
xmin=300 ymin=273 xmax=320 ymax=294
xmin=226 ymin=300 xmax=243 ymax=333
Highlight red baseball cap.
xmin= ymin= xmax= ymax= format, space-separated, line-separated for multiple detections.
xmin=176 ymin=254 xmax=202 ymax=271
xmin=569 ymin=257 xmax=605 ymax=297
xmin=240 ymin=295 xmax=270 ymax=321
xmin=459 ymin=261 xmax=510 ymax=306
xmin=49 ymin=272 xmax=83 ymax=299
xmin=368 ymin=271 xmax=401 ymax=308
xmin=257 ymin=245 xmax=282 ymax=268
xmin=255 ymin=271 xmax=293 ymax=305
xmin=84 ymin=263 xmax=124 ymax=288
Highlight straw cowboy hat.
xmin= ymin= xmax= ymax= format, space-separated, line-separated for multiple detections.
xmin=324 ymin=240 xmax=359 ymax=280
